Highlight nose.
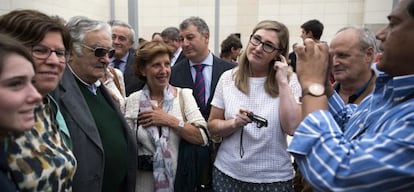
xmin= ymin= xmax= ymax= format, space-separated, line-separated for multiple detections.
xmin=47 ymin=52 xmax=63 ymax=64
xmin=101 ymin=54 xmax=111 ymax=64
xmin=254 ymin=43 xmax=263 ymax=52
xmin=182 ymin=38 xmax=190 ymax=46
xmin=28 ymin=83 xmax=42 ymax=104
xmin=332 ymin=55 xmax=340 ymax=66
xmin=113 ymin=37 xmax=120 ymax=44
xmin=375 ymin=26 xmax=387 ymax=41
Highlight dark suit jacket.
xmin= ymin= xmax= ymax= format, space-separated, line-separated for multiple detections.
xmin=174 ymin=51 xmax=186 ymax=66
xmin=170 ymin=55 xmax=234 ymax=190
xmin=51 ymin=68 xmax=137 ymax=192
xmin=124 ymin=48 xmax=145 ymax=96
xmin=170 ymin=54 xmax=235 ymax=121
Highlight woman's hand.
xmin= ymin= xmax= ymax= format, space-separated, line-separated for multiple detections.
xmin=274 ymin=55 xmax=290 ymax=85
xmin=232 ymin=108 xmax=253 ymax=129
xmin=138 ymin=105 xmax=172 ymax=128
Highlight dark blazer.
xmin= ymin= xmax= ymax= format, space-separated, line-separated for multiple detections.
xmin=170 ymin=54 xmax=234 ymax=190
xmin=170 ymin=54 xmax=235 ymax=120
xmin=124 ymin=48 xmax=145 ymax=96
xmin=174 ymin=51 xmax=186 ymax=66
xmin=51 ymin=68 xmax=137 ymax=192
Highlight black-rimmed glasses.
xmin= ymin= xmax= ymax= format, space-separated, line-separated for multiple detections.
xmin=81 ymin=44 xmax=115 ymax=58
xmin=31 ymin=45 xmax=68 ymax=63
xmin=249 ymin=35 xmax=283 ymax=53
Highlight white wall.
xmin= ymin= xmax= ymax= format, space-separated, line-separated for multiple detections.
xmin=0 ymin=0 xmax=392 ymax=54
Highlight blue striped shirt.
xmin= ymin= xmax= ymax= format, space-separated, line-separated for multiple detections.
xmin=288 ymin=74 xmax=414 ymax=191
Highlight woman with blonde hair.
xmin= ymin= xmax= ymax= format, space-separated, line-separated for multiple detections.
xmin=208 ymin=20 xmax=301 ymax=192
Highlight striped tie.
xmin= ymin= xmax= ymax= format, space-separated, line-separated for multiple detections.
xmin=113 ymin=59 xmax=122 ymax=69
xmin=193 ymin=64 xmax=206 ymax=107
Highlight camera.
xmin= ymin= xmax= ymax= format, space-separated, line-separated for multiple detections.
xmin=247 ymin=112 xmax=268 ymax=128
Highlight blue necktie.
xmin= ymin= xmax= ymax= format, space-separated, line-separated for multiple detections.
xmin=113 ymin=59 xmax=122 ymax=69
xmin=193 ymin=64 xmax=206 ymax=108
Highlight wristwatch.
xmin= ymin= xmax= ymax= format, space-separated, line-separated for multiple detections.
xmin=177 ymin=120 xmax=185 ymax=131
xmin=302 ymin=83 xmax=325 ymax=97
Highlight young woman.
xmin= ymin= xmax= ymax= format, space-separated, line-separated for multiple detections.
xmin=0 ymin=10 xmax=77 ymax=191
xmin=208 ymin=20 xmax=302 ymax=192
xmin=0 ymin=34 xmax=42 ymax=191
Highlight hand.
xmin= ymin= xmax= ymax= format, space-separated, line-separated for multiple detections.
xmin=274 ymin=55 xmax=290 ymax=85
xmin=232 ymin=108 xmax=252 ymax=129
xmin=138 ymin=105 xmax=169 ymax=128
xmin=294 ymin=39 xmax=330 ymax=88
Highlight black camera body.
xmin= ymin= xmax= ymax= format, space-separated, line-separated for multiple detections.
xmin=247 ymin=112 xmax=268 ymax=128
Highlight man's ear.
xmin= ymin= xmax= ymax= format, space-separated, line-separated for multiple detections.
xmin=365 ymin=47 xmax=374 ymax=63
xmin=308 ymin=31 xmax=314 ymax=39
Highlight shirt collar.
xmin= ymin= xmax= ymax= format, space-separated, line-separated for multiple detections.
xmin=111 ymin=51 xmax=129 ymax=63
xmin=334 ymin=70 xmax=376 ymax=103
xmin=67 ymin=64 xmax=101 ymax=95
xmin=174 ymin=47 xmax=182 ymax=58
xmin=376 ymin=73 xmax=414 ymax=102
xmin=189 ymin=52 xmax=213 ymax=67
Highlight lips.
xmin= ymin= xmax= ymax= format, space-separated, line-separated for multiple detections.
xmin=37 ymin=71 xmax=59 ymax=80
xmin=156 ymin=76 xmax=169 ymax=81
xmin=38 ymin=71 xmax=58 ymax=75
xmin=19 ymin=107 xmax=35 ymax=120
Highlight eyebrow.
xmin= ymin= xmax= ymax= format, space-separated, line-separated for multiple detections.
xmin=254 ymin=35 xmax=277 ymax=46
xmin=35 ymin=44 xmax=66 ymax=50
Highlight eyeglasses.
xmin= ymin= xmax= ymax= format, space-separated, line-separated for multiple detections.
xmin=249 ymin=35 xmax=283 ymax=53
xmin=81 ymin=44 xmax=115 ymax=58
xmin=31 ymin=45 xmax=68 ymax=62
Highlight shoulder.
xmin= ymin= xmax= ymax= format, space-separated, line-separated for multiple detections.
xmin=172 ymin=59 xmax=189 ymax=70
xmin=212 ymin=56 xmax=236 ymax=70
xmin=177 ymin=87 xmax=194 ymax=97
xmin=126 ymin=90 xmax=142 ymax=101
xmin=124 ymin=90 xmax=143 ymax=118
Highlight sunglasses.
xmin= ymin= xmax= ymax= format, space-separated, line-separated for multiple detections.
xmin=81 ymin=44 xmax=115 ymax=58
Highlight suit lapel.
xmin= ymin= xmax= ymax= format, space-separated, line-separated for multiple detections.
xmin=59 ymin=69 xmax=103 ymax=151
xmin=209 ymin=56 xmax=224 ymax=103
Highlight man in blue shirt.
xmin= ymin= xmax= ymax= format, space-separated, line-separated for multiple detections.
xmin=288 ymin=0 xmax=414 ymax=191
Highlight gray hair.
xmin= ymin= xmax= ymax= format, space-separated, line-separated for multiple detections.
xmin=161 ymin=27 xmax=181 ymax=41
xmin=179 ymin=16 xmax=209 ymax=36
xmin=66 ymin=16 xmax=112 ymax=56
xmin=337 ymin=26 xmax=378 ymax=61
xmin=109 ymin=19 xmax=136 ymax=43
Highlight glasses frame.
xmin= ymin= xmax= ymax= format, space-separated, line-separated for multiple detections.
xmin=249 ymin=35 xmax=283 ymax=53
xmin=81 ymin=44 xmax=115 ymax=58
xmin=31 ymin=45 xmax=68 ymax=63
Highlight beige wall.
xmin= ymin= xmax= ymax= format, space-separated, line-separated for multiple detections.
xmin=0 ymin=0 xmax=392 ymax=54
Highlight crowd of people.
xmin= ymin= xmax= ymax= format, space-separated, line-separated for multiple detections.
xmin=0 ymin=0 xmax=413 ymax=191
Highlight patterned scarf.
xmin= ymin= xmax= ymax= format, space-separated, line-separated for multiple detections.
xmin=139 ymin=85 xmax=175 ymax=192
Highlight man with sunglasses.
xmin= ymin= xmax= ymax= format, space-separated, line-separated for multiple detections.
xmin=169 ymin=16 xmax=234 ymax=191
xmin=51 ymin=16 xmax=137 ymax=192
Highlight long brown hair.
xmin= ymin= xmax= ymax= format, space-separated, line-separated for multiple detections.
xmin=235 ymin=20 xmax=289 ymax=97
